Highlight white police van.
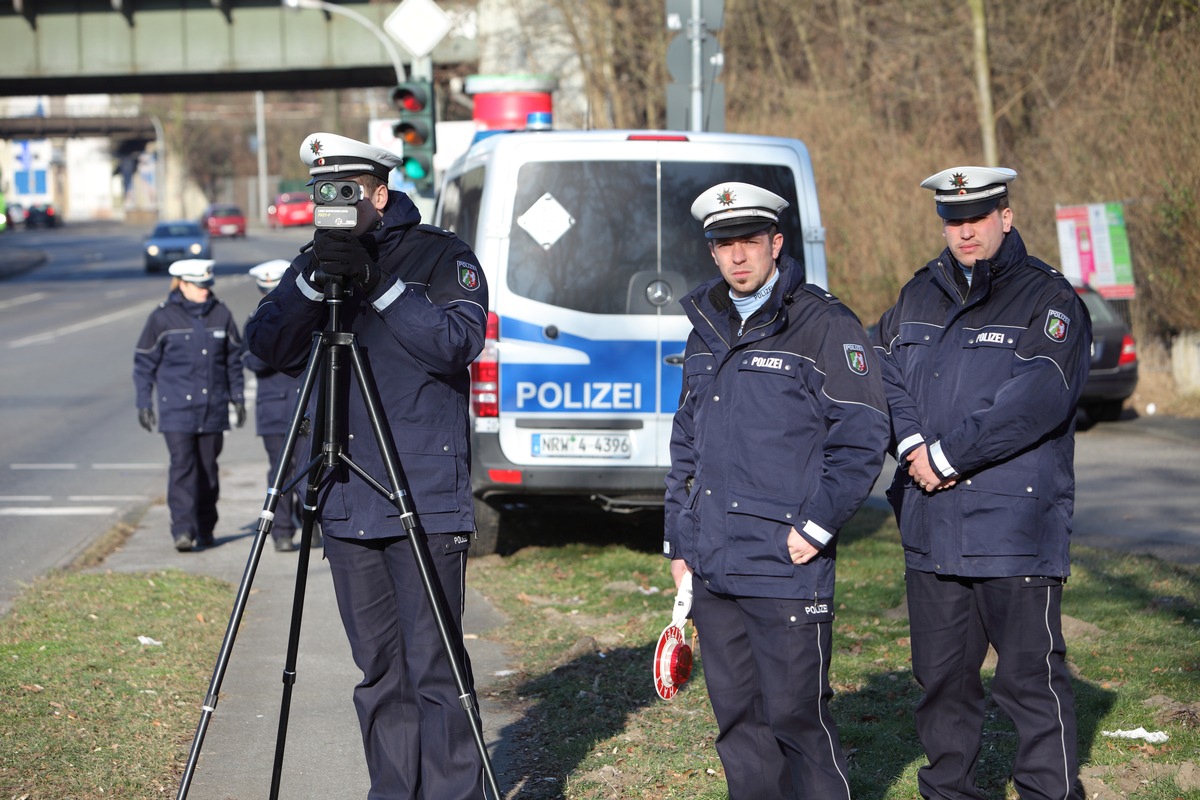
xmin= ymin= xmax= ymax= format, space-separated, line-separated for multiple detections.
xmin=435 ymin=129 xmax=827 ymax=553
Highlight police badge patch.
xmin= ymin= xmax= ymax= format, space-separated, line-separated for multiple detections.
xmin=1044 ymin=309 xmax=1070 ymax=341
xmin=458 ymin=262 xmax=480 ymax=291
xmin=843 ymin=343 xmax=869 ymax=375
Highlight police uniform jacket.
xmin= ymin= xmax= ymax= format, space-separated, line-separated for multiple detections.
xmin=243 ymin=343 xmax=303 ymax=437
xmin=871 ymin=228 xmax=1091 ymax=578
xmin=664 ymin=255 xmax=890 ymax=600
xmin=133 ymin=289 xmax=244 ymax=433
xmin=244 ymin=191 xmax=487 ymax=540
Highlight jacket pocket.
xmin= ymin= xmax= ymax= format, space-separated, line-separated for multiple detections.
xmin=391 ymin=426 xmax=461 ymax=515
xmin=891 ymin=479 xmax=930 ymax=555
xmin=960 ymin=466 xmax=1040 ymax=556
xmin=724 ymin=487 xmax=796 ymax=578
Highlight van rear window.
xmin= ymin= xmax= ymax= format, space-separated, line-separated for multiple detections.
xmin=507 ymin=160 xmax=804 ymax=314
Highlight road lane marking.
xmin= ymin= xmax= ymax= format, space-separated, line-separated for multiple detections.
xmin=10 ymin=463 xmax=78 ymax=470
xmin=7 ymin=304 xmax=155 ymax=349
xmin=68 ymin=495 xmax=147 ymax=502
xmin=0 ymin=496 xmax=53 ymax=502
xmin=0 ymin=292 xmax=48 ymax=311
xmin=92 ymin=463 xmax=164 ymax=470
xmin=0 ymin=507 xmax=117 ymax=516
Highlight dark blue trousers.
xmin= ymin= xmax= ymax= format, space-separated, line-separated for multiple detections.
xmin=691 ymin=580 xmax=852 ymax=800
xmin=162 ymin=431 xmax=223 ymax=544
xmin=906 ymin=569 xmax=1079 ymax=800
xmin=260 ymin=433 xmax=303 ymax=543
xmin=323 ymin=532 xmax=483 ymax=800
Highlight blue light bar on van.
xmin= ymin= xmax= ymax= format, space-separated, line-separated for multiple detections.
xmin=626 ymin=134 xmax=689 ymax=141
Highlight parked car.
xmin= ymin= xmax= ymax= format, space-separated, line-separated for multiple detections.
xmin=4 ymin=203 xmax=27 ymax=229
xmin=24 ymin=203 xmax=60 ymax=228
xmin=144 ymin=221 xmax=211 ymax=273
xmin=200 ymin=203 xmax=246 ymax=238
xmin=267 ymin=192 xmax=314 ymax=228
xmin=1077 ymin=284 xmax=1138 ymax=422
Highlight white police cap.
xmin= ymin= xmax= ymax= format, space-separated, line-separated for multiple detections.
xmin=691 ymin=182 xmax=790 ymax=239
xmin=249 ymin=258 xmax=291 ymax=292
xmin=921 ymin=166 xmax=1017 ymax=220
xmin=168 ymin=258 xmax=215 ymax=287
xmin=300 ymin=132 xmax=401 ymax=184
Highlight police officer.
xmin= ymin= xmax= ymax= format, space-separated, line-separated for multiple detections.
xmin=244 ymin=132 xmax=488 ymax=800
xmin=871 ymin=167 xmax=1091 ymax=800
xmin=664 ymin=182 xmax=890 ymax=800
xmin=244 ymin=259 xmax=308 ymax=553
xmin=133 ymin=258 xmax=246 ymax=551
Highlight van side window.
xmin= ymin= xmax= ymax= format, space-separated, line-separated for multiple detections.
xmin=439 ymin=166 xmax=485 ymax=249
xmin=506 ymin=160 xmax=806 ymax=314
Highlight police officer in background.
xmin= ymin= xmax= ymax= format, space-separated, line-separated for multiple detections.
xmin=244 ymin=259 xmax=308 ymax=553
xmin=245 ymin=132 xmax=488 ymax=800
xmin=664 ymin=182 xmax=890 ymax=800
xmin=871 ymin=167 xmax=1090 ymax=800
xmin=134 ymin=258 xmax=246 ymax=552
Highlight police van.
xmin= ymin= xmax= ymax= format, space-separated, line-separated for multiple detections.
xmin=434 ymin=129 xmax=828 ymax=552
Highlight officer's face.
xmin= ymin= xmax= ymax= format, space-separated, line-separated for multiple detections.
xmin=942 ymin=206 xmax=1013 ymax=267
xmin=178 ymin=281 xmax=210 ymax=302
xmin=708 ymin=230 xmax=783 ymax=297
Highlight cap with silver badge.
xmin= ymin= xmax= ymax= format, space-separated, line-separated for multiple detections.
xmin=248 ymin=259 xmax=291 ymax=292
xmin=921 ymin=166 xmax=1017 ymax=220
xmin=299 ymin=132 xmax=401 ymax=184
xmin=690 ymin=182 xmax=790 ymax=239
xmin=168 ymin=258 xmax=215 ymax=287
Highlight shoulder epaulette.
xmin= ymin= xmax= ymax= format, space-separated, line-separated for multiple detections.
xmin=800 ymin=283 xmax=842 ymax=305
xmin=415 ymin=223 xmax=455 ymax=238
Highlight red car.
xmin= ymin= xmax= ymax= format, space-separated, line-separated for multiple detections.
xmin=267 ymin=192 xmax=314 ymax=228
xmin=200 ymin=204 xmax=246 ymax=238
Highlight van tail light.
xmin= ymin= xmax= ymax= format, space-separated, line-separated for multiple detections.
xmin=471 ymin=312 xmax=500 ymax=417
xmin=1118 ymin=334 xmax=1137 ymax=366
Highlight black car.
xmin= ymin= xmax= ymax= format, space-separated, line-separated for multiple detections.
xmin=24 ymin=203 xmax=60 ymax=228
xmin=1077 ymin=285 xmax=1138 ymax=422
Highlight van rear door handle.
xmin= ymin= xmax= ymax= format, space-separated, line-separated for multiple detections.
xmin=664 ymin=353 xmax=684 ymax=366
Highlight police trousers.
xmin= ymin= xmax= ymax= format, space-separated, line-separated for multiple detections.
xmin=163 ymin=431 xmax=223 ymax=543
xmin=906 ymin=569 xmax=1079 ymax=800
xmin=260 ymin=433 xmax=302 ymax=542
xmin=323 ymin=531 xmax=483 ymax=800
xmin=691 ymin=580 xmax=851 ymax=800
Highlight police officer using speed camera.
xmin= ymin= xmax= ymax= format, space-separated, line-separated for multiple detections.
xmin=245 ymin=132 xmax=488 ymax=800
xmin=872 ymin=167 xmax=1091 ymax=800
xmin=664 ymin=182 xmax=890 ymax=800
xmin=133 ymin=258 xmax=245 ymax=551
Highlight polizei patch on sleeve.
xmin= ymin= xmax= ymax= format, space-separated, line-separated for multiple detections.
xmin=1044 ymin=309 xmax=1070 ymax=341
xmin=458 ymin=262 xmax=480 ymax=291
xmin=843 ymin=343 xmax=869 ymax=375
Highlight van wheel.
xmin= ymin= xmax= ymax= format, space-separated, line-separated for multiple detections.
xmin=472 ymin=497 xmax=501 ymax=555
xmin=1085 ymin=401 xmax=1124 ymax=422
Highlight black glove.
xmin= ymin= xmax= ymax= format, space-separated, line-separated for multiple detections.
xmin=313 ymin=229 xmax=381 ymax=295
xmin=138 ymin=407 xmax=155 ymax=432
xmin=233 ymin=402 xmax=246 ymax=428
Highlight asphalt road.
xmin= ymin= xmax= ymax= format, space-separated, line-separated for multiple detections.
xmin=1 ymin=222 xmax=1198 ymax=618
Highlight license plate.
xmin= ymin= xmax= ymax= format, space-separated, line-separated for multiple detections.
xmin=220 ymin=224 xmax=238 ymax=234
xmin=532 ymin=432 xmax=631 ymax=458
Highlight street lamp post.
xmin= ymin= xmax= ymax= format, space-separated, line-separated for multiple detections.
xmin=281 ymin=0 xmax=406 ymax=84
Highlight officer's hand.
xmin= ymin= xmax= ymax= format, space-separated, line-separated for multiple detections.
xmin=137 ymin=407 xmax=155 ymax=432
xmin=313 ymin=229 xmax=381 ymax=294
xmin=233 ymin=402 xmax=246 ymax=428
xmin=787 ymin=527 xmax=820 ymax=565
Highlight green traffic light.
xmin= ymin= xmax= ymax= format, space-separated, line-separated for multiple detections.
xmin=403 ymin=158 xmax=428 ymax=181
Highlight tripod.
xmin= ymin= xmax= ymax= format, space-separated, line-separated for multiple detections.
xmin=176 ymin=277 xmax=502 ymax=800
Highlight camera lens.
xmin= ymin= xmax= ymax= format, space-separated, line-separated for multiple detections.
xmin=340 ymin=184 xmax=355 ymax=200
xmin=316 ymin=182 xmax=337 ymax=203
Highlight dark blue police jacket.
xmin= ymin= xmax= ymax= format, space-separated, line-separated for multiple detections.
xmin=243 ymin=340 xmax=304 ymax=437
xmin=872 ymin=228 xmax=1092 ymax=578
xmin=133 ymin=289 xmax=244 ymax=434
xmin=664 ymin=255 xmax=890 ymax=600
xmin=244 ymin=191 xmax=487 ymax=540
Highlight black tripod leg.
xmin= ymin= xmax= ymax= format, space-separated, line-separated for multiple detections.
xmin=344 ymin=338 xmax=504 ymax=800
xmin=175 ymin=332 xmax=327 ymax=800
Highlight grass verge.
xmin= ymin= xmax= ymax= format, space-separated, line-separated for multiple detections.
xmin=0 ymin=508 xmax=1196 ymax=799
xmin=469 ymin=507 xmax=1200 ymax=800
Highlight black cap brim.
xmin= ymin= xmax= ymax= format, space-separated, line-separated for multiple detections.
xmin=936 ymin=194 xmax=1003 ymax=221
xmin=705 ymin=218 xmax=775 ymax=240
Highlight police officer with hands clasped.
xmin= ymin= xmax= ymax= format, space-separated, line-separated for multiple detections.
xmin=133 ymin=258 xmax=246 ymax=552
xmin=664 ymin=182 xmax=890 ymax=799
xmin=871 ymin=167 xmax=1091 ymax=800
xmin=244 ymin=132 xmax=489 ymax=800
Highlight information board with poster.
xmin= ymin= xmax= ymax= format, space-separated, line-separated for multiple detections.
xmin=1055 ymin=202 xmax=1136 ymax=299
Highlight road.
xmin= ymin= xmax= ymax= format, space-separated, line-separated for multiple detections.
xmin=0 ymin=221 xmax=313 ymax=612
xmin=0 ymin=224 xmax=1198 ymax=615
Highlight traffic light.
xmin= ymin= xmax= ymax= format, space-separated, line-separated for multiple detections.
xmin=392 ymin=81 xmax=436 ymax=192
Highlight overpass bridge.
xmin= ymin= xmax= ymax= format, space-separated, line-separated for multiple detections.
xmin=0 ymin=0 xmax=477 ymax=100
